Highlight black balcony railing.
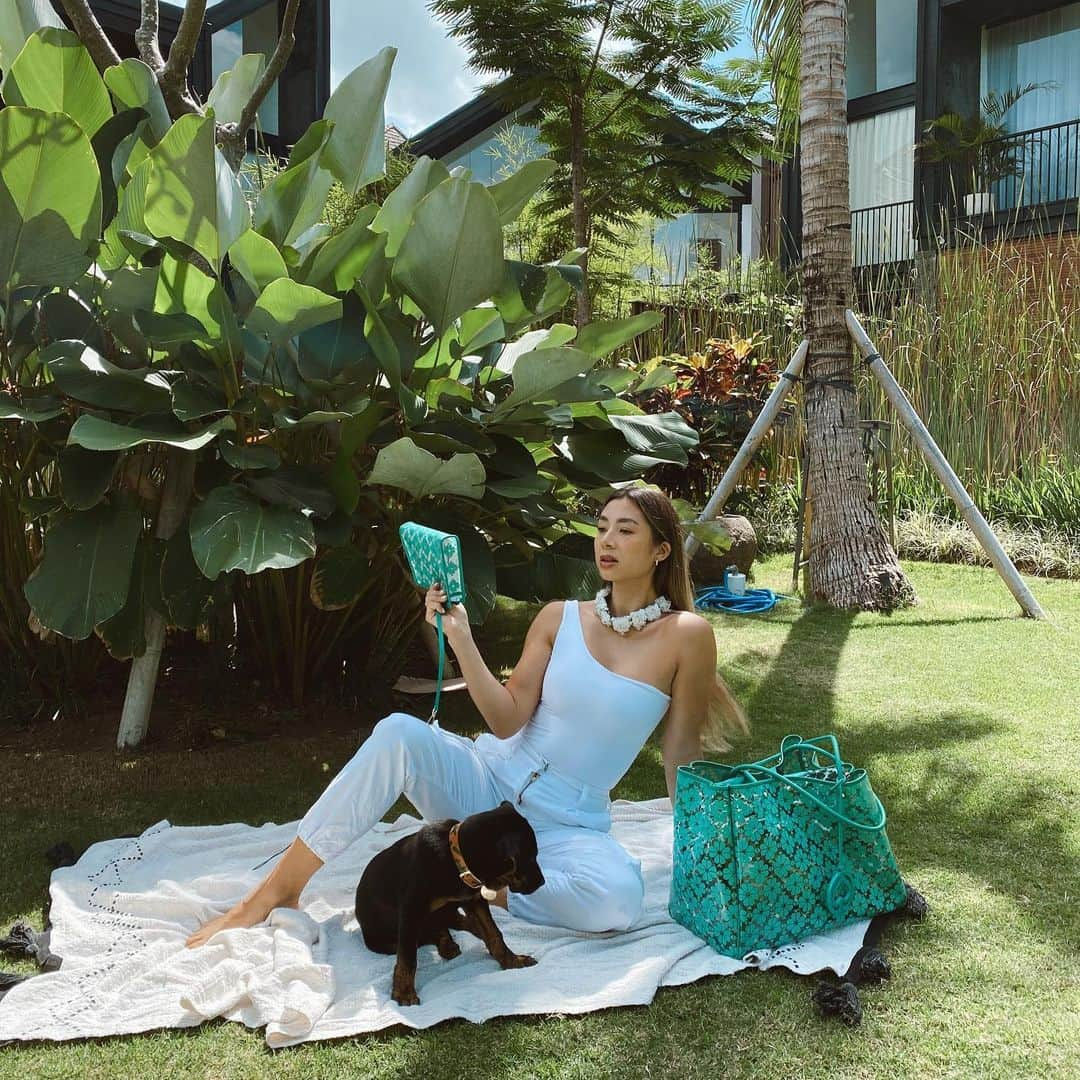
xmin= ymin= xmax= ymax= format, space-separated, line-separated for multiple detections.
xmin=850 ymin=200 xmax=915 ymax=267
xmin=986 ymin=117 xmax=1080 ymax=212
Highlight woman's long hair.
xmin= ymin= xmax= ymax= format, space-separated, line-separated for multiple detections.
xmin=598 ymin=486 xmax=749 ymax=753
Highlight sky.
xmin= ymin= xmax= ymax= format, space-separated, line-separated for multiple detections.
xmin=329 ymin=0 xmax=756 ymax=137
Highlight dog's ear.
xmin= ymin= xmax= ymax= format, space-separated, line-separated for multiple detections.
xmin=498 ymin=799 xmax=514 ymax=812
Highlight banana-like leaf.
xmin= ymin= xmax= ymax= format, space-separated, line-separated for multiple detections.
xmin=91 ymin=107 xmax=147 ymax=227
xmin=144 ymin=114 xmax=250 ymax=271
xmin=683 ymin=518 xmax=733 ymax=555
xmin=189 ymin=484 xmax=316 ymax=580
xmin=245 ymin=465 xmax=337 ymax=517
xmin=0 ymin=392 xmax=64 ymax=422
xmin=254 ymin=120 xmax=335 ymax=248
xmin=367 ymin=436 xmax=485 ymax=500
xmin=43 ymin=340 xmax=173 ymax=413
xmin=246 ymin=278 xmax=341 ymax=342
xmin=160 ymin=529 xmax=214 ymax=630
xmin=370 ymin=155 xmax=450 ymax=258
xmin=494 ymin=324 xmax=577 ymax=373
xmin=58 ymin=445 xmax=120 ymax=510
xmin=0 ymin=0 xmax=62 ymax=70
xmin=228 ymin=228 xmax=289 ymax=293
xmin=103 ymin=58 xmax=171 ymax=147
xmin=487 ymin=158 xmax=558 ymax=225
xmin=490 ymin=347 xmax=598 ymax=417
xmin=606 ymin=410 xmax=699 ymax=462
xmin=322 ymin=46 xmax=396 ymax=195
xmin=297 ymin=293 xmax=376 ymax=386
xmin=95 ymin=535 xmax=159 ymax=658
xmin=574 ymin=310 xmax=664 ymax=359
xmin=309 ymin=545 xmax=371 ymax=611
xmin=2 ymin=28 xmax=112 ymax=137
xmin=219 ymin=437 xmax=280 ymax=471
xmin=392 ymin=177 xmax=505 ymax=336
xmin=303 ymin=206 xmax=381 ymax=292
xmin=68 ymin=414 xmax=234 ymax=452
xmin=23 ymin=502 xmax=142 ymax=639
xmin=206 ymin=52 xmax=266 ymax=126
xmin=0 ymin=107 xmax=101 ymax=288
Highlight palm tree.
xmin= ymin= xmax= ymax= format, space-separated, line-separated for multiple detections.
xmin=748 ymin=0 xmax=913 ymax=610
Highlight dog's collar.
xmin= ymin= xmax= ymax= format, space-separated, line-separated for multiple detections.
xmin=448 ymin=822 xmax=484 ymax=889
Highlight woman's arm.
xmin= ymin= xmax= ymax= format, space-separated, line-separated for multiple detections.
xmin=660 ymin=615 xmax=717 ymax=802
xmin=427 ymin=586 xmax=561 ymax=739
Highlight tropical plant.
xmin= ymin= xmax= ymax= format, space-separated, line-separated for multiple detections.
xmin=918 ymin=83 xmax=1052 ymax=196
xmin=430 ymin=0 xmax=776 ymax=326
xmin=632 ymin=333 xmax=795 ymax=504
xmin=0 ymin=25 xmax=698 ymax=747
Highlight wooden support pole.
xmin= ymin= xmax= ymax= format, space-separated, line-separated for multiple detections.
xmin=683 ymin=339 xmax=809 ymax=559
xmin=845 ymin=309 xmax=1046 ymax=620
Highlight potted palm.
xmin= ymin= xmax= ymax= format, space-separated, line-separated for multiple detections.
xmin=919 ymin=83 xmax=1051 ymax=216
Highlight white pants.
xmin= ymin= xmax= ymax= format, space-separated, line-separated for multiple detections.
xmin=297 ymin=712 xmax=646 ymax=933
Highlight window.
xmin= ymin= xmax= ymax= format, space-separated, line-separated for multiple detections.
xmin=849 ymin=0 xmax=917 ymax=99
xmin=982 ymin=4 xmax=1080 ymax=207
xmin=848 ymin=107 xmax=915 ymax=265
xmin=211 ymin=3 xmax=279 ymax=135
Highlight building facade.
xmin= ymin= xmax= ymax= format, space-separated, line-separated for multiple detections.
xmin=782 ymin=0 xmax=1079 ymax=272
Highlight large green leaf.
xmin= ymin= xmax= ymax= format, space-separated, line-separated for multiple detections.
xmin=371 ymin=156 xmax=451 ymax=258
xmin=0 ymin=107 xmax=101 ymax=288
xmin=487 ymin=159 xmax=558 ymax=225
xmin=206 ymin=52 xmax=265 ymax=126
xmin=95 ymin=535 xmax=159 ymax=658
xmin=245 ymin=465 xmax=337 ymax=517
xmin=246 ymin=278 xmax=342 ymax=342
xmin=228 ymin=227 xmax=289 ymax=293
xmin=606 ymin=410 xmax=699 ymax=462
xmin=58 ymin=445 xmax=120 ymax=510
xmin=103 ymin=59 xmax=171 ymax=147
xmin=0 ymin=0 xmax=61 ymax=70
xmin=2 ymin=28 xmax=111 ymax=137
xmin=159 ymin=529 xmax=214 ymax=630
xmin=490 ymin=347 xmax=598 ymax=417
xmin=392 ymin=177 xmax=505 ymax=336
xmin=575 ymin=311 xmax=664 ymax=359
xmin=144 ymin=114 xmax=250 ymax=270
xmin=0 ymin=392 xmax=64 ymax=422
xmin=366 ymin=436 xmax=485 ymax=499
xmin=154 ymin=253 xmax=241 ymax=363
xmin=322 ymin=46 xmax=395 ymax=195
xmin=296 ymin=292 xmax=376 ymax=386
xmin=254 ymin=120 xmax=335 ymax=248
xmin=23 ymin=502 xmax=142 ymax=639
xmin=303 ymin=206 xmax=381 ymax=292
xmin=68 ymin=414 xmax=234 ymax=452
xmin=309 ymin=545 xmax=371 ymax=611
xmin=189 ymin=484 xmax=316 ymax=580
xmin=43 ymin=340 xmax=173 ymax=412
xmin=494 ymin=324 xmax=577 ymax=373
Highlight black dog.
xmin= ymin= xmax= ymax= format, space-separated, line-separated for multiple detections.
xmin=355 ymin=800 xmax=545 ymax=1005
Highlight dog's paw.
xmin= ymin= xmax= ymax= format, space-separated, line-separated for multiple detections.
xmin=812 ymin=980 xmax=862 ymax=1026
xmin=500 ymin=952 xmax=537 ymax=969
xmin=392 ymin=985 xmax=421 ymax=1006
xmin=437 ymin=939 xmax=461 ymax=960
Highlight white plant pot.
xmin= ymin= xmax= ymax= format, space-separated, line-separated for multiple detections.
xmin=963 ymin=192 xmax=995 ymax=216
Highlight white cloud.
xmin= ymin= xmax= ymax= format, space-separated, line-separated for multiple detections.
xmin=329 ymin=0 xmax=498 ymax=135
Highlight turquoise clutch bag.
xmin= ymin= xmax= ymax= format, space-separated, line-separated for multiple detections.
xmin=398 ymin=522 xmax=466 ymax=722
xmin=669 ymin=734 xmax=907 ymax=957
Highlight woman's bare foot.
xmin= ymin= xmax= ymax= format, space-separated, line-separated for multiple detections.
xmin=185 ymin=836 xmax=324 ymax=948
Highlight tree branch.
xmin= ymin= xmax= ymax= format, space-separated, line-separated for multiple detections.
xmin=584 ymin=56 xmax=667 ymax=136
xmin=236 ymin=0 xmax=301 ymax=138
xmin=583 ymin=0 xmax=616 ymax=93
xmin=159 ymin=0 xmax=207 ymax=117
xmin=57 ymin=0 xmax=121 ymax=72
xmin=137 ymin=0 xmax=166 ymax=73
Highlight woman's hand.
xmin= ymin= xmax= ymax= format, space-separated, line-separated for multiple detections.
xmin=424 ymin=583 xmax=471 ymax=643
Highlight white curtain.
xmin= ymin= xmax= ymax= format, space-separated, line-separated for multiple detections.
xmin=982 ymin=4 xmax=1080 ymax=206
xmin=848 ymin=107 xmax=916 ymax=265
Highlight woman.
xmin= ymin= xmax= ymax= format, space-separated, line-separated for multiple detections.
xmin=186 ymin=486 xmax=747 ymax=947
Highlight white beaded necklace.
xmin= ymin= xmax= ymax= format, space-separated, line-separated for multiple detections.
xmin=594 ymin=583 xmax=671 ymax=634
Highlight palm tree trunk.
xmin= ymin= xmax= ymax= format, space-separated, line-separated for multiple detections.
xmin=799 ymin=0 xmax=913 ymax=610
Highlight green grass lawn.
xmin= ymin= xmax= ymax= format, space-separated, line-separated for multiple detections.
xmin=1 ymin=556 xmax=1077 ymax=1078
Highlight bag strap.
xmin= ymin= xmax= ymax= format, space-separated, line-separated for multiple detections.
xmin=731 ymin=762 xmax=887 ymax=832
xmin=428 ymin=610 xmax=444 ymax=723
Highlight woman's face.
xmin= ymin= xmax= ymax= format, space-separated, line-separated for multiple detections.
xmin=594 ymin=497 xmax=668 ymax=579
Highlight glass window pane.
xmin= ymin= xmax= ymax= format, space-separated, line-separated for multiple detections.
xmin=849 ymin=0 xmax=917 ymax=99
xmin=211 ymin=3 xmax=279 ymax=135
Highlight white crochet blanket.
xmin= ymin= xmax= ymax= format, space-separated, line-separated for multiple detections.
xmin=0 ymin=799 xmax=869 ymax=1048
